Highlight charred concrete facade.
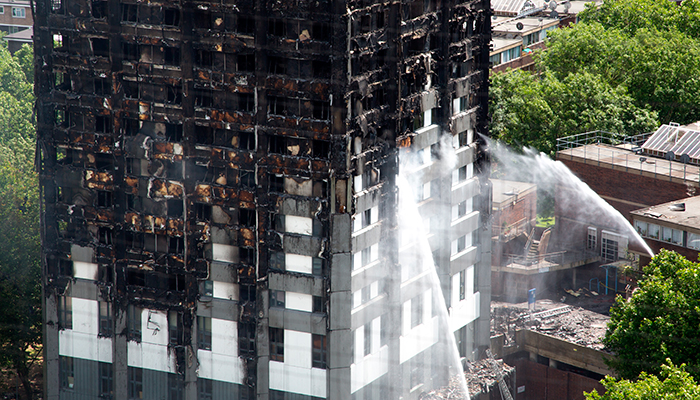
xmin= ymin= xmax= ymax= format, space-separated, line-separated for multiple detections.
xmin=35 ymin=0 xmax=491 ymax=397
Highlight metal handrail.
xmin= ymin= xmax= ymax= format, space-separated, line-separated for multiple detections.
xmin=556 ymin=130 xmax=655 ymax=153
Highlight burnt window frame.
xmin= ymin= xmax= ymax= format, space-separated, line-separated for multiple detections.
xmin=269 ymin=327 xmax=284 ymax=362
xmin=237 ymin=53 xmax=255 ymax=72
xmin=168 ymin=310 xmax=183 ymax=346
xmin=95 ymin=115 xmax=112 ymax=134
xmin=163 ymin=8 xmax=180 ymax=27
xmin=163 ymin=46 xmax=181 ymax=66
xmin=91 ymin=0 xmax=107 ymax=18
xmin=121 ymin=3 xmax=138 ymax=23
xmin=239 ymin=322 xmax=256 ymax=356
xmin=58 ymin=295 xmax=72 ymax=330
xmin=127 ymin=304 xmax=142 ymax=341
xmin=97 ymin=301 xmax=112 ymax=338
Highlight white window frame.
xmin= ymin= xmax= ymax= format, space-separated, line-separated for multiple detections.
xmin=12 ymin=7 xmax=26 ymax=17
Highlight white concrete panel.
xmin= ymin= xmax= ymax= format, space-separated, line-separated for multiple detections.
xmin=353 ymin=290 xmax=362 ymax=309
xmin=212 ymin=244 xmax=237 ymax=263
xmin=212 ymin=318 xmax=238 ymax=357
xmin=370 ymin=206 xmax=378 ymax=224
xmin=354 ymin=174 xmax=363 ymax=192
xmin=59 ymin=331 xmax=112 ymax=363
xmin=286 ymin=292 xmax=313 ymax=312
xmin=399 ymin=315 xmax=439 ymax=364
xmin=198 ymin=350 xmax=244 ymax=384
xmin=449 ymin=292 xmax=480 ymax=332
xmin=370 ymin=244 xmax=378 ymax=262
xmin=371 ymin=317 xmax=381 ymax=354
xmin=213 ymin=281 xmax=237 ymax=301
xmin=285 ymin=330 xmax=312 ymax=369
xmin=127 ymin=341 xmax=176 ymax=373
xmin=286 ymin=216 xmax=313 ymax=235
xmin=142 ymin=309 xmax=168 ymax=346
xmin=350 ymin=345 xmax=389 ymax=393
xmin=466 ymin=265 xmax=474 ymax=296
xmin=73 ymin=262 xmax=98 ymax=280
xmin=270 ymin=360 xmax=327 ymax=398
xmin=451 ymin=274 xmax=460 ymax=307
xmin=352 ymin=251 xmax=362 ymax=271
xmin=71 ymin=298 xmax=98 ymax=335
xmin=285 ymin=254 xmax=312 ymax=274
xmin=370 ymin=281 xmax=378 ymax=299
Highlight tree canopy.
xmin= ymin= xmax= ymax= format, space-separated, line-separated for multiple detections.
xmin=0 ymin=41 xmax=40 ymax=399
xmin=490 ymin=0 xmax=700 ymax=154
xmin=603 ymin=250 xmax=700 ymax=381
xmin=586 ymin=361 xmax=700 ymax=400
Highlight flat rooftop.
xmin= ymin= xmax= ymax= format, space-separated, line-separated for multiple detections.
xmin=557 ymin=143 xmax=700 ymax=187
xmin=492 ymin=179 xmax=536 ymax=209
xmin=491 ymin=37 xmax=522 ymax=53
xmin=492 ymin=16 xmax=559 ymax=37
xmin=631 ymin=196 xmax=700 ymax=231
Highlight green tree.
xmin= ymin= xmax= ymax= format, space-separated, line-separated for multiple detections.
xmin=0 ymin=38 xmax=40 ymax=399
xmin=578 ymin=0 xmax=700 ymax=38
xmin=0 ymin=159 xmax=41 ymax=400
xmin=490 ymin=69 xmax=658 ymax=156
xmin=540 ymin=23 xmax=700 ymax=124
xmin=604 ymin=250 xmax=700 ymax=381
xmin=585 ymin=361 xmax=700 ymax=400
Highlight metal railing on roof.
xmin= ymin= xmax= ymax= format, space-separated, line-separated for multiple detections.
xmin=556 ymin=130 xmax=654 ymax=153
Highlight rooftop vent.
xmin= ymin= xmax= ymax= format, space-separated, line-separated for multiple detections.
xmin=669 ymin=203 xmax=686 ymax=212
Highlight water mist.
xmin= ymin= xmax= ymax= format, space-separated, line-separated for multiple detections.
xmin=488 ymin=140 xmax=654 ymax=258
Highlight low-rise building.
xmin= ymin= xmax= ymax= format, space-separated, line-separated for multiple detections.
xmin=0 ymin=0 xmax=31 ymax=34
xmin=631 ymin=197 xmax=700 ymax=264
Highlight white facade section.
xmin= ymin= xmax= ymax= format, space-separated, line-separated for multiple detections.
xmin=286 ymin=292 xmax=313 ymax=312
xmin=449 ymin=291 xmax=480 ymax=332
xmin=285 ymin=254 xmax=312 ymax=274
xmin=351 ymin=317 xmax=388 ymax=393
xmin=399 ymin=291 xmax=438 ymax=363
xmin=58 ymin=297 xmax=112 ymax=363
xmin=269 ymin=330 xmax=327 ymax=398
xmin=127 ymin=309 xmax=176 ymax=373
xmin=285 ymin=216 xmax=313 ymax=235
xmin=213 ymin=281 xmax=238 ymax=300
xmin=212 ymin=244 xmax=237 ymax=263
xmin=73 ymin=261 xmax=98 ymax=280
xmin=198 ymin=318 xmax=244 ymax=384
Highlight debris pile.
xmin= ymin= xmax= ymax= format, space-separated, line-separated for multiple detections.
xmin=492 ymin=300 xmax=610 ymax=350
xmin=421 ymin=358 xmax=515 ymax=400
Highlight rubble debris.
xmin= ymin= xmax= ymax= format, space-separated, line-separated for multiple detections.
xmin=492 ymin=300 xmax=610 ymax=351
xmin=421 ymin=358 xmax=515 ymax=400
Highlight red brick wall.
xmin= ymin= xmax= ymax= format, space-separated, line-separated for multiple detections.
xmin=560 ymin=159 xmax=692 ymax=220
xmin=512 ymin=358 xmax=605 ymax=400
xmin=493 ymin=191 xmax=537 ymax=235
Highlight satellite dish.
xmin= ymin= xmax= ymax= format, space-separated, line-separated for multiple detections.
xmin=516 ymin=22 xmax=524 ymax=30
xmin=550 ymin=10 xmax=559 ymax=18
xmin=666 ymin=151 xmax=675 ymax=161
xmin=681 ymin=154 xmax=690 ymax=164
xmin=563 ymin=0 xmax=571 ymax=13
xmin=548 ymin=0 xmax=557 ymax=11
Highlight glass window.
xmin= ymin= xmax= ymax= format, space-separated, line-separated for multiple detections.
xmin=128 ymin=367 xmax=142 ymax=400
xmin=270 ymin=290 xmax=285 ymax=308
xmin=58 ymin=295 xmax=72 ymax=330
xmin=197 ymin=316 xmax=212 ymax=351
xmin=128 ymin=305 xmax=141 ymax=341
xmin=12 ymin=7 xmax=25 ymax=17
xmin=99 ymin=301 xmax=112 ymax=337
xmin=99 ymin=362 xmax=113 ymax=399
xmin=688 ymin=232 xmax=700 ymax=250
xmin=312 ymin=334 xmax=327 ymax=369
xmin=270 ymin=328 xmax=284 ymax=362
xmin=60 ymin=356 xmax=74 ymax=390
